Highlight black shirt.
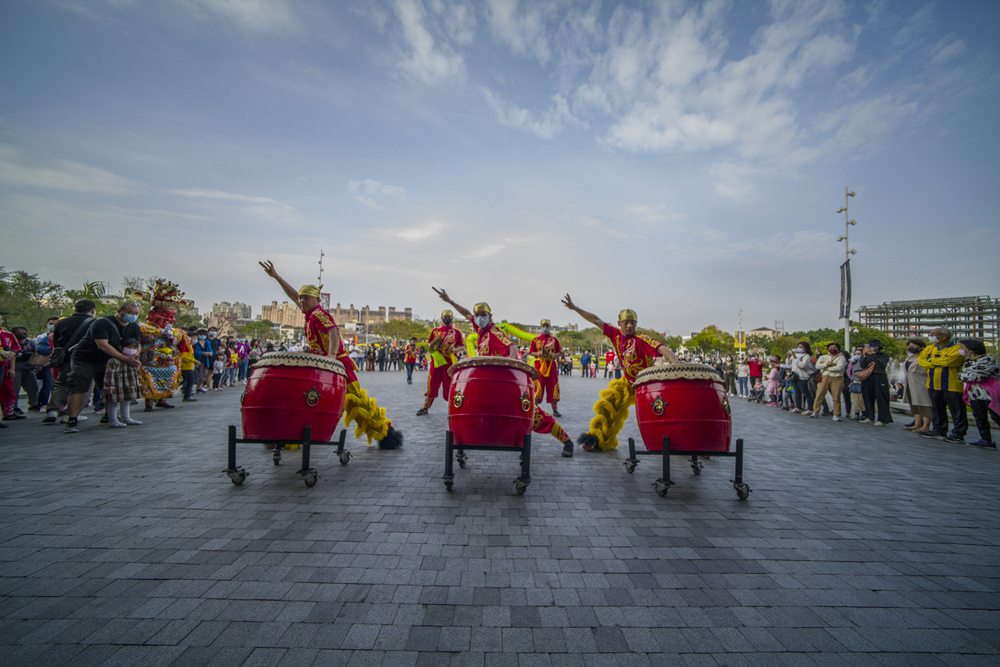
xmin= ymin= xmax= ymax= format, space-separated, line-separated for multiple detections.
xmin=861 ymin=351 xmax=889 ymax=377
xmin=72 ymin=315 xmax=141 ymax=364
xmin=53 ymin=313 xmax=94 ymax=350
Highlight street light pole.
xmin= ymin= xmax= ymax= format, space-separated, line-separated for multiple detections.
xmin=836 ymin=187 xmax=857 ymax=352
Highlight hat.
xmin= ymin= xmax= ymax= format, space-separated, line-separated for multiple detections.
xmin=298 ymin=284 xmax=321 ymax=298
xmin=867 ymin=339 xmax=882 ymax=349
xmin=959 ymin=339 xmax=987 ymax=355
xmin=473 ymin=302 xmax=491 ymax=315
xmin=540 ymin=319 xmax=551 ymax=327
xmin=618 ymin=308 xmax=637 ymax=322
xmin=441 ymin=309 xmax=453 ymax=319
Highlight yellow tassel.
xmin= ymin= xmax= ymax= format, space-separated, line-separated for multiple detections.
xmin=497 ymin=321 xmax=537 ymax=343
xmin=343 ymin=382 xmax=390 ymax=445
xmin=584 ymin=378 xmax=634 ymax=450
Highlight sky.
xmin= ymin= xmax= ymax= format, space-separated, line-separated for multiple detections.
xmin=1 ymin=0 xmax=998 ymax=337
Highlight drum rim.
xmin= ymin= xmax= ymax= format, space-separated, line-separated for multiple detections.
xmin=252 ymin=351 xmax=348 ymax=377
xmin=634 ymin=362 xmax=723 ymax=386
xmin=448 ymin=355 xmax=539 ymax=381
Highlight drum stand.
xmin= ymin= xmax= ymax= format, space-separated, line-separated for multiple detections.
xmin=225 ymin=425 xmax=350 ymax=488
xmin=624 ymin=436 xmax=750 ymax=500
xmin=443 ymin=430 xmax=532 ymax=494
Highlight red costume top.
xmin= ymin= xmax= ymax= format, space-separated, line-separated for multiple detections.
xmin=605 ymin=350 xmax=614 ymax=365
xmin=528 ymin=333 xmax=561 ymax=378
xmin=472 ymin=320 xmax=515 ymax=357
xmin=428 ymin=324 xmax=463 ymax=364
xmin=305 ymin=306 xmax=340 ymax=356
xmin=602 ymin=323 xmax=662 ymax=383
xmin=404 ymin=344 xmax=418 ymax=364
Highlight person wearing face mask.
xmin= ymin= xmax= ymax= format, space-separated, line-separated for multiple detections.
xmin=62 ymin=302 xmax=142 ymax=433
xmin=901 ymin=338 xmax=932 ymax=434
xmin=788 ymin=342 xmax=816 ymax=415
xmin=844 ymin=345 xmax=867 ymax=420
xmin=416 ymin=310 xmax=464 ymax=415
xmin=918 ymin=326 xmax=968 ymax=443
xmin=526 ymin=319 xmax=564 ymax=417
xmin=261 ymin=260 xmax=403 ymax=449
xmin=102 ymin=337 xmax=143 ymax=428
xmin=193 ymin=329 xmax=213 ymax=393
xmin=722 ymin=355 xmax=737 ymax=396
xmin=857 ymin=339 xmax=893 ymax=426
xmin=811 ymin=343 xmax=847 ymax=421
xmin=562 ymin=294 xmax=679 ymax=452
xmin=9 ymin=326 xmax=40 ymax=416
xmin=433 ymin=287 xmax=574 ymax=456
xmin=957 ymin=338 xmax=999 ymax=449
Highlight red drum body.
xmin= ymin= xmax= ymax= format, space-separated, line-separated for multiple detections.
xmin=633 ymin=364 xmax=732 ymax=452
xmin=448 ymin=357 xmax=539 ymax=447
xmin=241 ymin=352 xmax=348 ymax=442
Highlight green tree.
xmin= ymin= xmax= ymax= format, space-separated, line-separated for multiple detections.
xmin=745 ymin=333 xmax=773 ymax=354
xmin=63 ymin=280 xmax=119 ymax=316
xmin=238 ymin=319 xmax=277 ymax=342
xmin=0 ymin=267 xmax=64 ymax=333
xmin=371 ymin=319 xmax=432 ymax=342
xmin=174 ymin=309 xmax=205 ymax=331
xmin=850 ymin=325 xmax=903 ymax=358
xmin=769 ymin=334 xmax=800 ymax=357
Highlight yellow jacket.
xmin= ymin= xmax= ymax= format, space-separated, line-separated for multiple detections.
xmin=917 ymin=342 xmax=964 ymax=392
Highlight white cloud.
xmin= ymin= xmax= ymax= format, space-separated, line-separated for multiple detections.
xmin=464 ymin=243 xmax=505 ymax=259
xmin=347 ymin=179 xmax=407 ymax=210
xmin=480 ymin=88 xmax=580 ymax=139
xmin=393 ymin=0 xmax=466 ymax=84
xmin=485 ymin=0 xmax=556 ymax=64
xmin=0 ymin=144 xmax=134 ymax=194
xmin=377 ymin=220 xmax=445 ymax=242
xmin=179 ymin=0 xmax=299 ymax=33
xmin=170 ymin=188 xmax=278 ymax=205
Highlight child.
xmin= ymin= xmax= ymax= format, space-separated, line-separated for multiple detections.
xmin=103 ymin=338 xmax=143 ymax=428
xmin=212 ymin=353 xmax=226 ymax=391
xmin=765 ymin=356 xmax=781 ymax=406
xmin=748 ymin=379 xmax=765 ymax=403
xmin=958 ymin=338 xmax=999 ymax=449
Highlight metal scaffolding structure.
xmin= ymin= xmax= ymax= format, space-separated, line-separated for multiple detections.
xmin=856 ymin=296 xmax=999 ymax=346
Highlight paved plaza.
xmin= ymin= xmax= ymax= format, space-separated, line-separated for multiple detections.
xmin=0 ymin=368 xmax=998 ymax=665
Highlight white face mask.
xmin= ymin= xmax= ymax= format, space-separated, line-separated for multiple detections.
xmin=123 ymin=348 xmax=139 ymax=356
xmin=541 ymin=328 xmax=550 ymax=335
xmin=475 ymin=315 xmax=490 ymax=329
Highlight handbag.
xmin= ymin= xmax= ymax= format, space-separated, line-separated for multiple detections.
xmin=48 ymin=316 xmax=94 ymax=368
xmin=849 ymin=381 xmax=863 ymax=393
xmin=28 ymin=352 xmax=51 ymax=367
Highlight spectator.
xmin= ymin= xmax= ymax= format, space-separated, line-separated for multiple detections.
xmin=33 ymin=317 xmax=59 ymax=410
xmin=103 ymin=337 xmax=143 ymax=428
xmin=736 ymin=358 xmax=750 ymax=397
xmin=193 ymin=329 xmax=213 ymax=393
xmin=63 ymin=302 xmax=142 ymax=434
xmin=179 ymin=326 xmax=197 ymax=402
xmin=722 ymin=355 xmax=737 ymax=396
xmin=580 ymin=350 xmax=590 ymax=377
xmin=604 ymin=350 xmax=614 ymax=378
xmin=812 ymin=342 xmax=847 ymax=421
xmin=901 ymin=338 xmax=932 ymax=434
xmin=0 ymin=312 xmax=21 ymax=422
xmin=235 ymin=336 xmax=250 ymax=383
xmin=212 ymin=352 xmax=225 ymax=391
xmin=9 ymin=326 xmax=39 ymax=414
xmin=858 ymin=339 xmax=893 ymax=426
xmin=845 ymin=345 xmax=866 ymax=420
xmin=918 ymin=326 xmax=968 ymax=443
xmin=747 ymin=354 xmax=763 ymax=393
xmin=42 ymin=300 xmax=96 ymax=424
xmin=789 ymin=342 xmax=816 ymax=415
xmin=957 ymin=338 xmax=999 ymax=449
xmin=765 ymin=356 xmax=781 ymax=406
xmin=403 ymin=337 xmax=418 ymax=385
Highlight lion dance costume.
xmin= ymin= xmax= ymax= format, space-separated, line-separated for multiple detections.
xmin=127 ymin=280 xmax=193 ymax=406
xmin=578 ymin=310 xmax=665 ymax=451
xmin=299 ymin=285 xmax=402 ymax=449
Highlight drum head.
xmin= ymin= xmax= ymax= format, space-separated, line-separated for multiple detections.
xmin=634 ymin=362 xmax=723 ymax=386
xmin=448 ymin=355 xmax=539 ymax=381
xmin=252 ymin=351 xmax=347 ymax=377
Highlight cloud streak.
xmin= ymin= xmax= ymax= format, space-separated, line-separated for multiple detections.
xmin=0 ymin=144 xmax=134 ymax=194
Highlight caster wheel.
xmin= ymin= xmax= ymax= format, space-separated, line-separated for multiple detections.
xmin=228 ymin=469 xmax=247 ymax=486
xmin=691 ymin=462 xmax=702 ymax=476
xmin=514 ymin=480 xmax=529 ymax=495
xmin=272 ymin=450 xmax=281 ymax=466
xmin=444 ymin=481 xmax=453 ymax=491
xmin=457 ymin=455 xmax=467 ymax=469
xmin=624 ymin=461 xmax=637 ymax=474
xmin=303 ymin=472 xmax=318 ymax=487
xmin=339 ymin=451 xmax=351 ymax=466
xmin=734 ymin=483 xmax=751 ymax=500
xmin=653 ymin=481 xmax=670 ymax=497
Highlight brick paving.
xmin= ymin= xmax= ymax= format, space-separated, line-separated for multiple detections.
xmin=0 ymin=368 xmax=998 ymax=665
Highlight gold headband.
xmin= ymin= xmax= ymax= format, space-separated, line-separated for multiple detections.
xmin=298 ymin=284 xmax=321 ymax=298
xmin=441 ymin=309 xmax=453 ymax=318
xmin=618 ymin=308 xmax=637 ymax=322
xmin=540 ymin=319 xmax=551 ymax=327
xmin=473 ymin=302 xmax=491 ymax=314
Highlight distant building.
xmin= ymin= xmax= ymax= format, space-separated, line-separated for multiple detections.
xmin=857 ymin=296 xmax=999 ymax=347
xmin=259 ymin=301 xmax=414 ymax=329
xmin=210 ymin=301 xmax=251 ymax=319
xmin=749 ymin=327 xmax=779 ymax=339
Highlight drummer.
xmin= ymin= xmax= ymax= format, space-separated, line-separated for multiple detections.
xmin=416 ymin=309 xmax=464 ymax=416
xmin=259 ymin=261 xmax=402 ymax=449
xmin=562 ymin=294 xmax=679 ymax=451
xmin=433 ymin=288 xmax=575 ymax=457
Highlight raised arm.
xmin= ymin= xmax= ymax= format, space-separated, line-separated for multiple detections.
xmin=656 ymin=344 xmax=679 ymax=363
xmin=433 ymin=287 xmax=473 ymax=322
xmin=561 ymin=293 xmax=605 ymax=329
xmin=259 ymin=260 xmax=300 ymax=304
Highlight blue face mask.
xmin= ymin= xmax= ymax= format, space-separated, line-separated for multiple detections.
xmin=198 ymin=335 xmax=207 ymax=341
xmin=122 ymin=313 xmax=138 ymax=324
xmin=475 ymin=315 xmax=490 ymax=329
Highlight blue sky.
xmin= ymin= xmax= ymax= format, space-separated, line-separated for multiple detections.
xmin=1 ymin=0 xmax=998 ymax=337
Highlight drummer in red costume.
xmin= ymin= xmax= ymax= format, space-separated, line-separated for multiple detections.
xmin=416 ymin=310 xmax=463 ymax=416
xmin=259 ymin=261 xmax=402 ymax=449
xmin=562 ymin=294 xmax=679 ymax=451
xmin=433 ymin=287 xmax=575 ymax=457
xmin=527 ymin=319 xmax=562 ymax=417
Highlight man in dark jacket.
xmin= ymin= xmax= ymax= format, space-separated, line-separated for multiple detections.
xmin=42 ymin=300 xmax=97 ymax=424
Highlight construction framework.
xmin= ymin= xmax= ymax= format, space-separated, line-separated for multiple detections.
xmin=856 ymin=296 xmax=999 ymax=347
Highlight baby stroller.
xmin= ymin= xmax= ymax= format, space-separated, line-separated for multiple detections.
xmin=747 ymin=380 xmax=765 ymax=403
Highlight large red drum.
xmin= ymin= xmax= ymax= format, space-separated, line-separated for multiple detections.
xmin=241 ymin=352 xmax=348 ymax=442
xmin=633 ymin=363 xmax=732 ymax=452
xmin=448 ymin=356 xmax=539 ymax=446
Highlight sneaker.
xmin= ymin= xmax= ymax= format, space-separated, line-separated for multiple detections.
xmin=808 ymin=413 xmax=819 ymax=419
xmin=803 ymin=411 xmax=813 ymax=416
xmin=919 ymin=432 xmax=945 ymax=440
xmin=42 ymin=411 xmax=59 ymax=424
xmin=790 ymin=408 xmax=800 ymax=414
xmin=968 ymin=440 xmax=997 ymax=449
xmin=873 ymin=421 xmax=885 ymax=427
xmin=197 ymin=388 xmax=208 ymax=393
xmin=944 ymin=434 xmax=965 ymax=444
xmin=859 ymin=419 xmax=872 ymax=424
xmin=121 ymin=418 xmax=142 ymax=425
xmin=416 ymin=408 xmax=428 ymax=416
xmin=64 ymin=419 xmax=79 ymax=433
xmin=562 ymin=442 xmax=574 ymax=457
xmin=832 ymin=416 xmax=842 ymax=422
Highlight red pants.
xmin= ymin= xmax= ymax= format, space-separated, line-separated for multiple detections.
xmin=0 ymin=362 xmax=15 ymax=416
xmin=423 ymin=361 xmax=453 ymax=409
xmin=532 ymin=406 xmax=569 ymax=443
xmin=534 ymin=371 xmax=560 ymax=406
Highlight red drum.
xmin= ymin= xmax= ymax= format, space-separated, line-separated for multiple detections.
xmin=633 ymin=363 xmax=732 ymax=452
xmin=448 ymin=356 xmax=539 ymax=447
xmin=241 ymin=352 xmax=348 ymax=442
